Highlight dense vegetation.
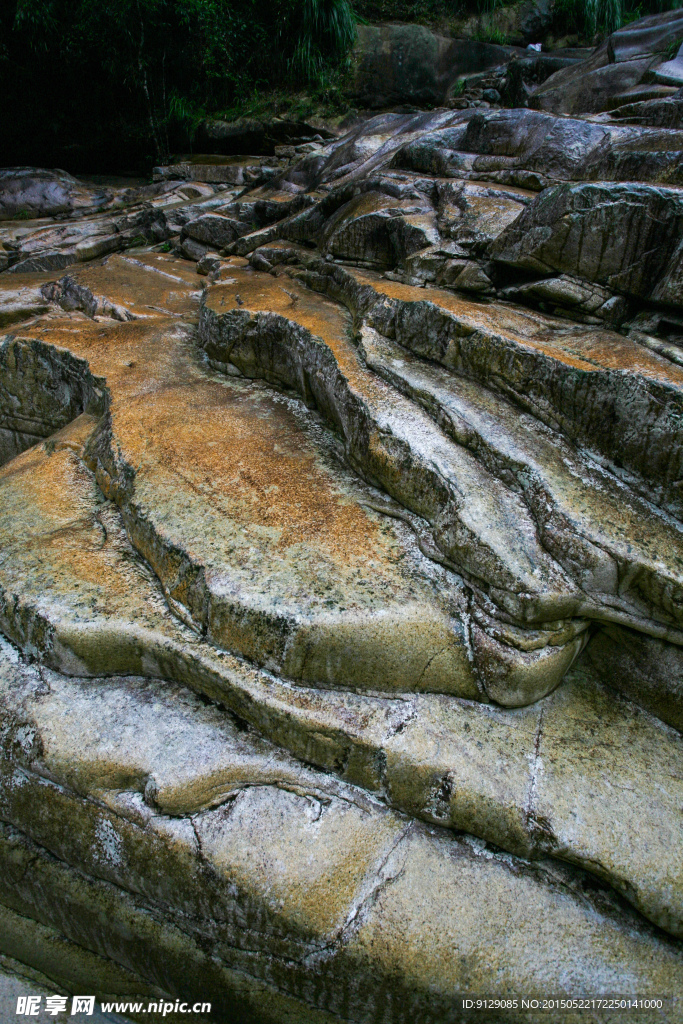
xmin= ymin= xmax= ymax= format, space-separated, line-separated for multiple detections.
xmin=0 ymin=0 xmax=679 ymax=174
xmin=1 ymin=0 xmax=356 ymax=171
xmin=355 ymin=0 xmax=681 ymax=38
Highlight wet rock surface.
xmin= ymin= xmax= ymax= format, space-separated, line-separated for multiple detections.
xmin=530 ymin=8 xmax=683 ymax=115
xmin=350 ymin=23 xmax=524 ymax=108
xmin=1 ymin=15 xmax=683 ymax=1018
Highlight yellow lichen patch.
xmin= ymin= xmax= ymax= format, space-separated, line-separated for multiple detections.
xmin=67 ymin=252 xmax=204 ymax=318
xmin=350 ymin=266 xmax=683 ymax=384
xmin=197 ymin=785 xmax=406 ymax=939
xmin=206 ymin=265 xmax=386 ymax=396
xmin=0 ymin=268 xmax=475 ymax=695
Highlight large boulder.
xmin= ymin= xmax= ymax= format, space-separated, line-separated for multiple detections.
xmin=393 ymin=106 xmax=683 ymax=186
xmin=181 ymin=212 xmax=243 ymax=250
xmin=349 ymin=23 xmax=521 ymax=107
xmin=153 ymin=155 xmax=287 ymax=185
xmin=609 ymin=7 xmax=683 ymax=62
xmin=489 ymin=180 xmax=683 ymax=306
xmin=0 ymin=168 xmax=112 ymax=221
xmin=502 ymin=52 xmax=591 ymax=107
xmin=195 ymin=117 xmax=335 ymax=156
xmin=531 ymin=8 xmax=683 ymax=113
xmin=275 ymin=109 xmax=475 ymax=192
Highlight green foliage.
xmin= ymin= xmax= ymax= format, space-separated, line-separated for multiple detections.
xmin=351 ymin=0 xmax=457 ymax=23
xmin=552 ymin=0 xmax=681 ymax=39
xmin=354 ymin=0 xmax=681 ymax=39
xmin=582 ymin=0 xmax=623 ymax=36
xmin=665 ymin=30 xmax=683 ymax=55
xmin=474 ymin=0 xmax=505 ymax=18
xmin=472 ymin=21 xmax=510 ymax=42
xmin=282 ymin=0 xmax=356 ymax=82
xmin=483 ymin=26 xmax=511 ymax=40
xmin=5 ymin=0 xmax=357 ymax=165
xmin=3 ymin=0 xmax=682 ymax=174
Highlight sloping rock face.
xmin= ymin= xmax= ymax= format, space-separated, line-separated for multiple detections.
xmin=0 ymin=168 xmax=114 ymax=222
xmin=530 ymin=8 xmax=683 ymax=114
xmin=350 ymin=23 xmax=523 ymax=107
xmin=0 ymin=173 xmax=234 ymax=276
xmin=1 ymin=65 xmax=683 ymax=1020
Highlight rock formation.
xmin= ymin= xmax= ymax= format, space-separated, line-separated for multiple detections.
xmin=1 ymin=11 xmax=683 ymax=1021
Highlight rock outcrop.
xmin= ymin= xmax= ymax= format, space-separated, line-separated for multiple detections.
xmin=530 ymin=8 xmax=683 ymax=114
xmin=2 ymin=17 xmax=683 ymax=1018
xmin=350 ymin=23 xmax=524 ymax=107
xmin=0 ymin=168 xmax=114 ymax=222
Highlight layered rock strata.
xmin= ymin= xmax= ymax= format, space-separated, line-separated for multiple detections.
xmin=2 ymin=19 xmax=683 ymax=1016
xmin=2 ymin=637 xmax=681 ymax=1023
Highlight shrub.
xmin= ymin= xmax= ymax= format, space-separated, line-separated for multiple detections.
xmin=5 ymin=0 xmax=357 ymax=165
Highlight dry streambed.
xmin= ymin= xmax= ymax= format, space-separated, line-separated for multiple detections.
xmin=1 ymin=76 xmax=683 ymax=1020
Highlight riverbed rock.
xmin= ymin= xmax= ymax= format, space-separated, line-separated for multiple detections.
xmin=1 ymin=78 xmax=683 ymax=1020
xmin=1 ymin=637 xmax=681 ymax=1021
xmin=530 ymin=8 xmax=683 ymax=113
xmin=153 ymin=155 xmax=289 ymax=186
xmin=490 ymin=180 xmax=683 ymax=306
xmin=0 ymin=177 xmax=238 ymax=276
xmin=608 ymin=88 xmax=683 ymax=128
xmin=196 ymin=118 xmax=335 ymax=156
xmin=393 ymin=107 xmax=683 ymax=186
xmin=349 ymin=23 xmax=522 ymax=108
xmin=0 ymin=168 xmax=114 ymax=222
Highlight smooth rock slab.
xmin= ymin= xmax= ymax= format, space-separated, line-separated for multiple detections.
xmin=349 ymin=23 xmax=520 ymax=108
xmin=0 ymin=310 xmax=479 ymax=698
xmin=306 ymin=259 xmax=683 ymax=524
xmin=204 ymin=257 xmax=683 ymax=730
xmin=655 ymin=43 xmax=683 ymax=86
xmin=276 ymin=110 xmax=473 ymax=191
xmin=357 ymin=326 xmax=683 ymax=673
xmin=200 ymin=264 xmax=595 ymax=700
xmin=0 ymin=281 xmax=51 ymax=330
xmin=609 ymin=91 xmax=683 ymax=128
xmin=391 ymin=107 xmax=683 ymax=186
xmin=0 ymin=169 xmax=112 ymax=222
xmin=295 ymin=261 xmax=683 ymax=641
xmin=153 ymin=155 xmax=284 ymax=185
xmin=319 ymin=191 xmax=439 ymax=268
xmin=609 ymin=8 xmax=683 ymax=63
xmin=0 ymin=392 xmax=681 ymax=935
xmin=529 ymin=11 xmax=683 ymax=114
xmin=0 ymin=638 xmax=681 ymax=1022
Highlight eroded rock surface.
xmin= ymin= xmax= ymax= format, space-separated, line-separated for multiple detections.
xmin=2 ymin=637 xmax=681 ymax=1023
xmin=1 ymin=29 xmax=683 ymax=1016
xmin=350 ymin=23 xmax=523 ymax=108
xmin=530 ymin=9 xmax=683 ymax=115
